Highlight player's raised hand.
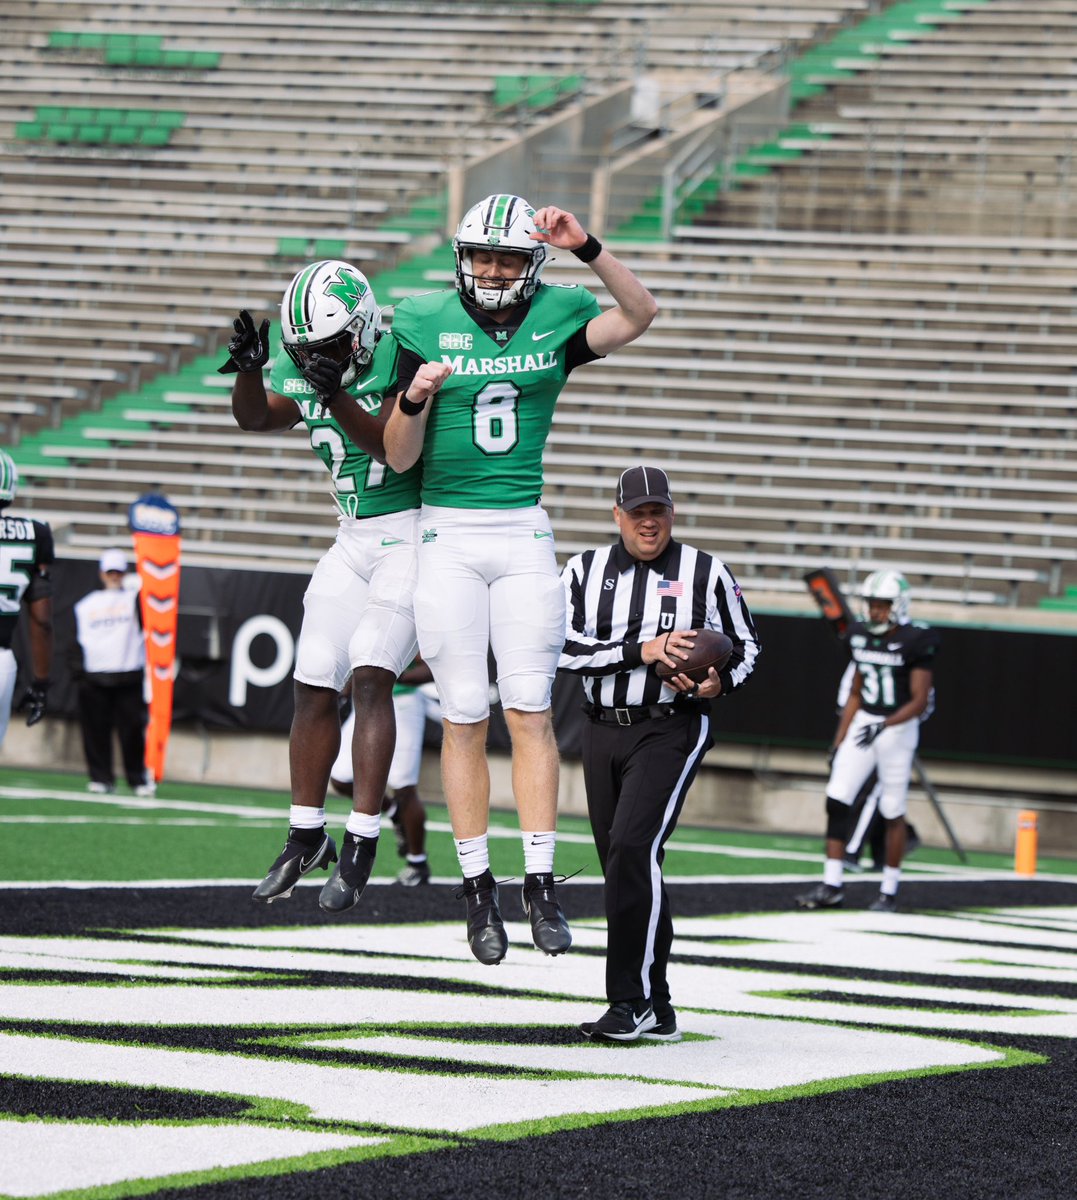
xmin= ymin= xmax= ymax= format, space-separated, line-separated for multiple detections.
xmin=218 ymin=310 xmax=270 ymax=374
xmin=530 ymin=206 xmax=588 ymax=251
xmin=403 ymin=361 xmax=453 ymax=409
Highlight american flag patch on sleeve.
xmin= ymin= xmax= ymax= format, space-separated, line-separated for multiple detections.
xmin=656 ymin=579 xmax=684 ymax=596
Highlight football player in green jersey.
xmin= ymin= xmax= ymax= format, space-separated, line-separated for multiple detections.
xmin=384 ymin=195 xmax=657 ymax=965
xmin=221 ymin=260 xmax=425 ymax=914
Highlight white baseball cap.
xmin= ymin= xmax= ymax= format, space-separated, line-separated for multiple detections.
xmin=99 ymin=549 xmax=128 ymax=574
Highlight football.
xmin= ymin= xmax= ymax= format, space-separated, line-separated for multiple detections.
xmin=656 ymin=629 xmax=734 ymax=683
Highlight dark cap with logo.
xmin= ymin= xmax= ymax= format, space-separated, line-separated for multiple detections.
xmin=616 ymin=466 xmax=673 ymax=511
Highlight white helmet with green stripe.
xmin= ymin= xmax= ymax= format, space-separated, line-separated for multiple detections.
xmin=861 ymin=568 xmax=911 ymax=632
xmin=0 ymin=450 xmax=18 ymax=508
xmin=279 ymin=260 xmax=380 ymax=386
xmin=453 ymin=193 xmax=548 ymax=311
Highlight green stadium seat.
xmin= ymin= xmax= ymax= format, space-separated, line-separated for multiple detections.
xmin=313 ymin=239 xmax=347 ymax=258
xmin=190 ymin=52 xmax=220 ymax=69
xmin=48 ymin=31 xmax=78 ymax=50
xmin=45 ymin=123 xmax=76 ymax=143
xmin=107 ymin=125 xmax=139 ymax=146
xmin=277 ymin=237 xmax=310 ymax=257
xmin=138 ymin=127 xmax=173 ymax=146
xmin=76 ymin=124 xmax=108 ymax=144
xmin=14 ymin=122 xmax=44 ymax=140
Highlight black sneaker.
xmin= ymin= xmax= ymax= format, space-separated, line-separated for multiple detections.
xmin=795 ymin=882 xmax=845 ymax=910
xmin=521 ymin=873 xmax=572 ymax=956
xmin=641 ymin=1006 xmax=682 ymax=1043
xmin=580 ymin=999 xmax=657 ymax=1042
xmin=397 ymin=859 xmax=431 ymax=887
xmin=318 ymin=832 xmax=377 ymax=913
xmin=458 ymin=869 xmax=508 ymax=965
xmin=869 ymin=892 xmax=898 ymax=913
xmin=252 ymin=830 xmax=337 ymax=903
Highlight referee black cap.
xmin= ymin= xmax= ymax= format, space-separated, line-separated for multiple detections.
xmin=616 ymin=465 xmax=673 ymax=511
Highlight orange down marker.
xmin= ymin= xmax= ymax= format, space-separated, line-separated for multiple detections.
xmin=1014 ymin=809 xmax=1038 ymax=877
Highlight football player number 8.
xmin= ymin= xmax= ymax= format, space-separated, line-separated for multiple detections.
xmin=473 ymin=382 xmax=520 ymax=455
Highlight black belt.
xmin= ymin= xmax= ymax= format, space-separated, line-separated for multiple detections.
xmin=583 ymin=700 xmax=699 ymax=726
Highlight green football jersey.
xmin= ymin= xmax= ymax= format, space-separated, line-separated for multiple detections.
xmin=269 ymin=335 xmax=421 ymax=518
xmin=389 ymin=284 xmax=601 ymax=508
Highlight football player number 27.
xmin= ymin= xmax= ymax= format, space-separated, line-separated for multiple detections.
xmin=473 ymin=382 xmax=520 ymax=455
xmin=310 ymin=427 xmax=385 ymax=492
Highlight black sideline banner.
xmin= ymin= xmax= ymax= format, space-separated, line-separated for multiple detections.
xmin=30 ymin=558 xmax=1077 ymax=773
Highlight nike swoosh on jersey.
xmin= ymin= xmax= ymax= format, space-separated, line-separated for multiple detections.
xmin=533 ymin=530 xmax=553 ymax=538
xmin=381 ymin=536 xmax=405 ymax=546
xmin=531 ymin=330 xmax=556 ymax=341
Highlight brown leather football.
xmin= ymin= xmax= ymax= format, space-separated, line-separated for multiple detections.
xmin=655 ymin=629 xmax=734 ymax=683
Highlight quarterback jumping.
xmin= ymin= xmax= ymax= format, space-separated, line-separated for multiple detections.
xmin=384 ymin=195 xmax=657 ymax=964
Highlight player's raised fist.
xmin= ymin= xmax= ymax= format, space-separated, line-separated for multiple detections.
xmin=530 ymin=206 xmax=587 ymax=251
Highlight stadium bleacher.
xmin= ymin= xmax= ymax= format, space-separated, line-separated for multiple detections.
xmin=2 ymin=0 xmax=1076 ymax=610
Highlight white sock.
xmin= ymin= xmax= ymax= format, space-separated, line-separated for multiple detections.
xmin=289 ymin=805 xmax=325 ymax=830
xmin=406 ymin=853 xmax=428 ymax=865
xmin=881 ymin=866 xmax=902 ymax=896
xmin=824 ymin=858 xmax=845 ymax=889
xmin=346 ymin=811 xmax=382 ymax=840
xmin=455 ymin=833 xmax=490 ymax=878
xmin=522 ymin=830 xmax=556 ymax=876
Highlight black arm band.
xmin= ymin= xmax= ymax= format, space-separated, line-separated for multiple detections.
xmin=572 ymin=234 xmax=603 ymax=263
xmin=398 ymin=395 xmax=428 ymax=416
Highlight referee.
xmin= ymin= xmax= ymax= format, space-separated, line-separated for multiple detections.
xmin=559 ymin=465 xmax=761 ymax=1042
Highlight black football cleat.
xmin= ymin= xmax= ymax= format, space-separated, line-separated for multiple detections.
xmin=397 ymin=859 xmax=431 ymax=887
xmin=318 ymin=832 xmax=377 ymax=913
xmin=521 ymin=872 xmax=572 ymax=955
xmin=458 ymin=869 xmax=508 ymax=965
xmin=252 ymin=830 xmax=337 ymax=904
xmin=868 ymin=892 xmax=898 ymax=913
xmin=580 ymin=999 xmax=657 ymax=1042
xmin=795 ymin=882 xmax=845 ymax=910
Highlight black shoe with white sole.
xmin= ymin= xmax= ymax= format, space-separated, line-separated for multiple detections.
xmin=795 ymin=882 xmax=845 ymax=910
xmin=458 ymin=869 xmax=508 ymax=965
xmin=521 ymin=872 xmax=572 ymax=956
xmin=318 ymin=832 xmax=377 ymax=913
xmin=869 ymin=891 xmax=898 ymax=913
xmin=252 ymin=830 xmax=337 ymax=904
xmin=580 ymin=999 xmax=657 ymax=1042
xmin=641 ymin=1007 xmax=683 ymax=1043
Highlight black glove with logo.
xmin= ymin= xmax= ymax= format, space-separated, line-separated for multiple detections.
xmin=303 ymin=354 xmax=345 ymax=413
xmin=217 ymin=310 xmax=270 ymax=374
xmin=16 ymin=678 xmax=49 ymax=727
xmin=855 ymin=721 xmax=887 ymax=749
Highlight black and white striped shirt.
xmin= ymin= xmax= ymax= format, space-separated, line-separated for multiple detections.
xmin=559 ymin=537 xmax=761 ymax=708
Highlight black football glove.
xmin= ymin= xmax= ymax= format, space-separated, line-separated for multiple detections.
xmin=16 ymin=678 xmax=49 ymax=727
xmin=303 ymin=354 xmax=345 ymax=412
xmin=217 ymin=309 xmax=270 ymax=374
xmin=855 ymin=721 xmax=887 ymax=749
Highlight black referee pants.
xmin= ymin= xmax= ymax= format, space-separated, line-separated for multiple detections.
xmin=582 ymin=709 xmax=713 ymax=1011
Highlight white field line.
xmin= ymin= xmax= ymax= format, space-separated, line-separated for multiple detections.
xmin=3 ymin=787 xmax=1070 ymax=884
